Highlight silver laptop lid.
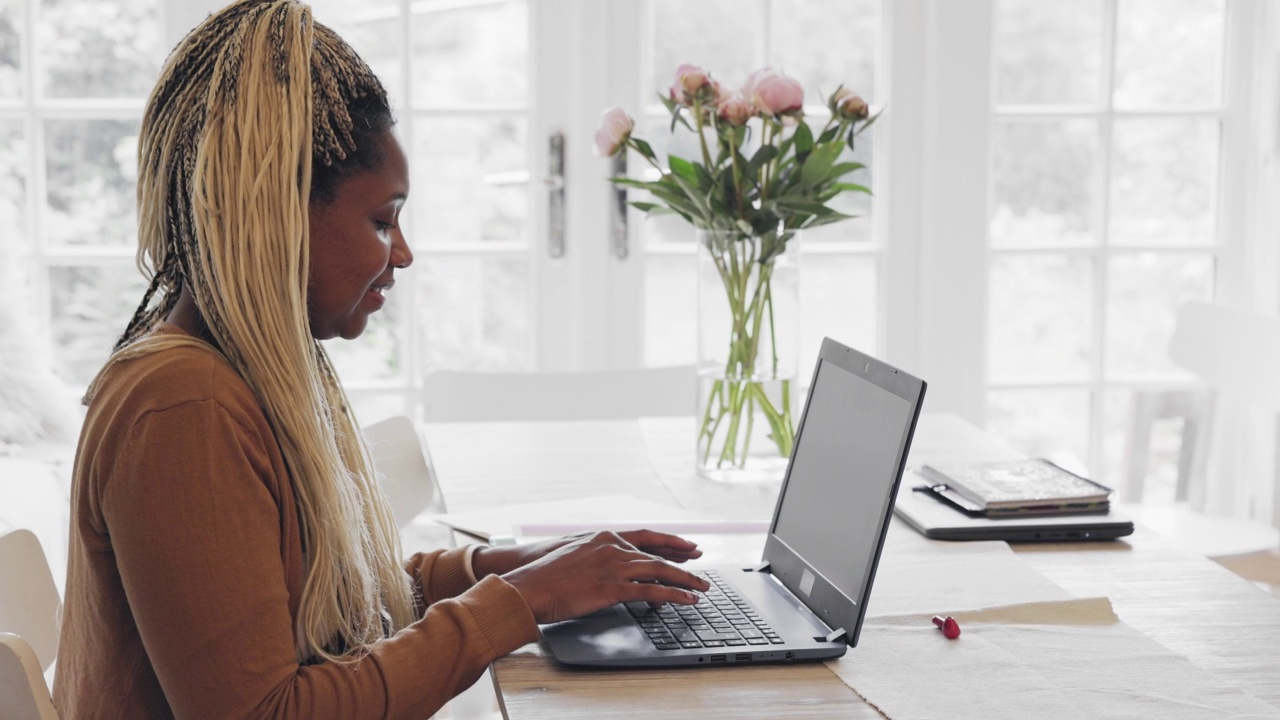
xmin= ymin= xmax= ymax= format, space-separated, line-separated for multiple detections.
xmin=761 ymin=337 xmax=926 ymax=647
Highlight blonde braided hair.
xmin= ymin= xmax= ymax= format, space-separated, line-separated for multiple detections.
xmin=88 ymin=0 xmax=415 ymax=662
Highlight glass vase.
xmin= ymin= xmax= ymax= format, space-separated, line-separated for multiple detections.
xmin=695 ymin=226 xmax=800 ymax=484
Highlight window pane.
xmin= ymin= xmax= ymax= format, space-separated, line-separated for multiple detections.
xmin=643 ymin=253 xmax=696 ymax=367
xmin=412 ymin=116 xmax=527 ymax=245
xmin=650 ymin=0 xmax=762 ymax=92
xmin=308 ymin=1 xmax=405 ymax=106
xmin=800 ymin=253 xmax=876 ymax=375
xmin=991 ymin=120 xmax=1100 ymax=247
xmin=987 ymin=388 xmax=1091 ymax=469
xmin=0 ymin=0 xmax=22 ymax=99
xmin=49 ymin=265 xmax=146 ymax=387
xmin=994 ymin=0 xmax=1104 ymax=106
xmin=414 ymin=257 xmax=531 ymax=371
xmin=44 ymin=119 xmax=138 ymax=247
xmin=770 ymin=0 xmax=879 ymax=102
xmin=37 ymin=0 xmax=162 ymax=98
xmin=1109 ymin=119 xmax=1218 ymax=246
xmin=1106 ymin=253 xmax=1213 ymax=377
xmin=324 ymin=296 xmax=402 ymax=383
xmin=410 ymin=0 xmax=527 ymax=108
xmin=0 ymin=120 xmax=24 ymax=234
xmin=988 ymin=255 xmax=1092 ymax=383
xmin=1114 ymin=0 xmax=1225 ymax=108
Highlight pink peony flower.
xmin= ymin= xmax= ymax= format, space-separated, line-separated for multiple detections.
xmin=833 ymin=88 xmax=869 ymax=121
xmin=717 ymin=94 xmax=754 ymax=126
xmin=744 ymin=68 xmax=804 ymax=116
xmin=670 ymin=63 xmax=712 ymax=105
xmin=593 ymin=106 xmax=634 ymax=157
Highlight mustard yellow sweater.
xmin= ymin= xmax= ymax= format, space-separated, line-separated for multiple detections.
xmin=54 ymin=325 xmax=538 ymax=719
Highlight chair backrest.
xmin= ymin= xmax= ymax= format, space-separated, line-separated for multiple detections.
xmin=0 ymin=529 xmax=61 ymax=671
xmin=0 ymin=633 xmax=58 ymax=720
xmin=364 ymin=416 xmax=447 ymax=527
xmin=1169 ymin=300 xmax=1280 ymax=412
xmin=420 ymin=366 xmax=696 ymax=423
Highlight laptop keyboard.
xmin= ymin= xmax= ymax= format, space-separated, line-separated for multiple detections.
xmin=625 ymin=570 xmax=784 ymax=650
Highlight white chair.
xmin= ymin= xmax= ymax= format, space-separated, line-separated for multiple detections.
xmin=0 ymin=529 xmax=61 ymax=719
xmin=420 ymin=366 xmax=696 ymax=422
xmin=1123 ymin=301 xmax=1280 ymax=558
xmin=364 ymin=416 xmax=448 ymax=527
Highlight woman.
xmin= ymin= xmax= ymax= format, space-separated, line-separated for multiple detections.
xmin=53 ymin=1 xmax=708 ymax=717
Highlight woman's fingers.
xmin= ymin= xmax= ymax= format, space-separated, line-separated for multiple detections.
xmin=619 ymin=557 xmax=709 ymax=592
xmin=618 ymin=529 xmax=704 ymax=562
xmin=502 ymin=530 xmax=717 ymax=623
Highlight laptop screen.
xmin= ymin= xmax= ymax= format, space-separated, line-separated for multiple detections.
xmin=772 ymin=358 xmax=915 ymax=602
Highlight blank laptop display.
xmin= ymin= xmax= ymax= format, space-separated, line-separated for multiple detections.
xmin=540 ymin=337 xmax=927 ymax=668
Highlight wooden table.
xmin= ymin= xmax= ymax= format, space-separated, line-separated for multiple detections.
xmin=421 ymin=414 xmax=1280 ymax=718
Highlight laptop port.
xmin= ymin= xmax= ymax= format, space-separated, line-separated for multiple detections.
xmin=735 ymin=653 xmax=752 ymax=663
xmin=709 ymin=655 xmax=726 ymax=663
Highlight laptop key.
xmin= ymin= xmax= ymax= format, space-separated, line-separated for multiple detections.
xmin=724 ymin=639 xmax=748 ymax=646
xmin=769 ymin=638 xmax=786 ymax=644
xmin=695 ymin=630 xmax=742 ymax=643
xmin=673 ymin=629 xmax=700 ymax=643
xmin=680 ymin=641 xmax=702 ymax=649
xmin=626 ymin=602 xmax=656 ymax=617
xmin=654 ymin=642 xmax=681 ymax=650
xmin=747 ymin=638 xmax=769 ymax=645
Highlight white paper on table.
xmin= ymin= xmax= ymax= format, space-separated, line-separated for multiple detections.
xmin=869 ymin=524 xmax=1075 ymax=616
xmin=417 ymin=494 xmax=761 ymax=541
xmin=828 ymin=596 xmax=1280 ymax=720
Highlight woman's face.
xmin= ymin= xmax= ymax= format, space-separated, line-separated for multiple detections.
xmin=307 ymin=130 xmax=413 ymax=341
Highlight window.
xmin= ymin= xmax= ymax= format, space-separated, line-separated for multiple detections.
xmin=4 ymin=0 xmax=1276 ymax=524
xmin=985 ymin=0 xmax=1232 ymax=494
xmin=1 ymin=0 xmax=163 ymax=388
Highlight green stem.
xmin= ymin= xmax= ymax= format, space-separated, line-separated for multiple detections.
xmin=693 ymin=98 xmax=713 ymax=171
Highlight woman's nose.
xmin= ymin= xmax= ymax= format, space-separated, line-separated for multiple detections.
xmin=391 ymin=229 xmax=413 ymax=269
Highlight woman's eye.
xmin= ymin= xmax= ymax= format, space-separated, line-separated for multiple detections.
xmin=374 ymin=220 xmax=396 ymax=234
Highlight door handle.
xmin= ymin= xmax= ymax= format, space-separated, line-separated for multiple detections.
xmin=548 ymin=131 xmax=566 ymax=259
xmin=610 ymin=151 xmax=628 ymax=260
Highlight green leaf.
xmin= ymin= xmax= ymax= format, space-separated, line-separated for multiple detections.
xmin=818 ymin=125 xmax=841 ymax=144
xmin=632 ymin=138 xmax=657 ymax=161
xmin=628 ymin=201 xmax=663 ymax=213
xmin=828 ymin=161 xmax=866 ymax=177
xmin=647 ymin=185 xmax=701 ymax=218
xmin=793 ymin=122 xmax=814 ymax=158
xmin=801 ymin=210 xmax=855 ymax=229
xmin=667 ymin=155 xmax=701 ymax=187
xmin=746 ymin=145 xmax=778 ymax=178
xmin=832 ymin=181 xmax=872 ymax=194
xmin=609 ymin=177 xmax=652 ymax=189
xmin=799 ymin=143 xmax=844 ymax=188
xmin=667 ymin=172 xmax=713 ymax=220
xmin=773 ymin=197 xmax=831 ymax=215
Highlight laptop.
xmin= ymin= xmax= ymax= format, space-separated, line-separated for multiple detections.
xmin=541 ymin=337 xmax=927 ymax=667
xmin=893 ymin=481 xmax=1134 ymax=542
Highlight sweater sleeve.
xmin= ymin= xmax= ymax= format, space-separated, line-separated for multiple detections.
xmin=101 ymin=398 xmax=540 ymax=720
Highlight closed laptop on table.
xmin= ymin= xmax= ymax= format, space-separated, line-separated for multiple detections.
xmin=540 ymin=337 xmax=927 ymax=668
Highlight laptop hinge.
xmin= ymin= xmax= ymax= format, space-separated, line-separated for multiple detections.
xmin=823 ymin=627 xmax=847 ymax=644
xmin=749 ymin=561 xmax=771 ymax=573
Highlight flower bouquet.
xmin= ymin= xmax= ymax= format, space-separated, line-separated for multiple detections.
xmin=596 ymin=64 xmax=878 ymax=481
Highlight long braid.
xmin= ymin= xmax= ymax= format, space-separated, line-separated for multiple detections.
xmin=91 ymin=0 xmax=414 ymax=663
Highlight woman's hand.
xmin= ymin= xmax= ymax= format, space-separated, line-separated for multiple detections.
xmin=472 ymin=529 xmax=702 ymax=578
xmin=498 ymin=531 xmax=711 ymax=624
